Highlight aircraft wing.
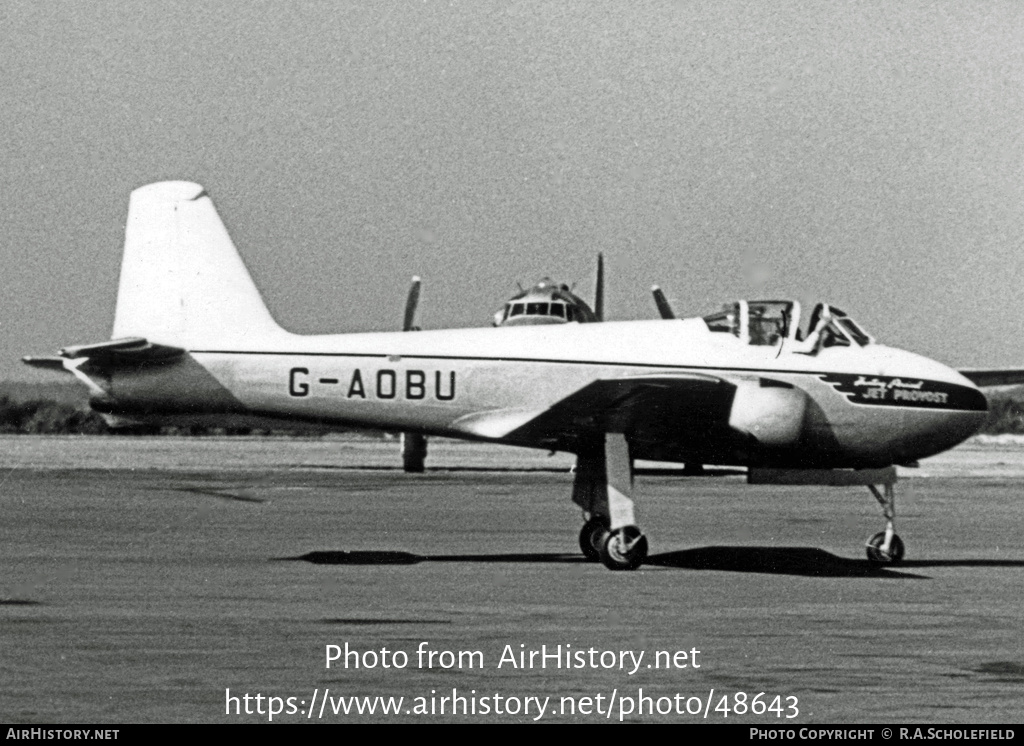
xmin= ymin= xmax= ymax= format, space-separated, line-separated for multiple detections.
xmin=23 ymin=337 xmax=184 ymax=371
xmin=452 ymin=373 xmax=736 ymax=445
xmin=959 ymin=368 xmax=1024 ymax=387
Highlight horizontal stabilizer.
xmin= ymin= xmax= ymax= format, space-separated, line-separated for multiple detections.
xmin=60 ymin=336 xmax=181 ymax=360
xmin=24 ymin=337 xmax=185 ymax=371
xmin=21 ymin=356 xmax=68 ymax=372
xmin=959 ymin=368 xmax=1024 ymax=388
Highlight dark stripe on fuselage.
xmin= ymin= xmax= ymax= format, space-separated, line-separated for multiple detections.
xmin=189 ymin=349 xmax=987 ymax=412
xmin=818 ymin=373 xmax=987 ymax=411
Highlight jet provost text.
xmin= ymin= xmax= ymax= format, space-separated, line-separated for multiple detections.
xmin=288 ymin=367 xmax=456 ymax=401
xmin=817 ymin=373 xmax=972 ymax=409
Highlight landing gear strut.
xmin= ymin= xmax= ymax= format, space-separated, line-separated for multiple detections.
xmin=749 ymin=465 xmax=907 ymax=563
xmin=865 ymin=482 xmax=905 ymax=563
xmin=572 ymin=433 xmax=648 ymax=570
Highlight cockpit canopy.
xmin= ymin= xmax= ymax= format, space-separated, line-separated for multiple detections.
xmin=702 ymin=300 xmax=874 ymax=353
xmin=494 ymin=278 xmax=599 ymax=327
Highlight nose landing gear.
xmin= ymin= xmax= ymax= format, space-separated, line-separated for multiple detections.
xmin=866 ymin=531 xmax=905 ymax=563
xmin=866 ymin=483 xmax=904 ymax=564
xmin=749 ymin=465 xmax=907 ymax=564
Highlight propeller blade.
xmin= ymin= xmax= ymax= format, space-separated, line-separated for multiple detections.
xmin=651 ymin=285 xmax=676 ymax=319
xmin=594 ymin=253 xmax=604 ymax=322
xmin=403 ymin=276 xmax=421 ymax=331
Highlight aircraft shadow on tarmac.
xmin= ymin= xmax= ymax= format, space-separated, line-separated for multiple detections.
xmin=170 ymin=486 xmax=267 ymax=503
xmin=271 ymin=546 xmax=1024 ymax=578
xmin=646 ymin=547 xmax=924 ymax=578
xmin=286 ymin=550 xmax=584 ymax=566
xmin=290 ymin=467 xmax=744 ymax=476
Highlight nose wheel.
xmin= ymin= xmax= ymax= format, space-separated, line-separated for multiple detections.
xmin=865 ymin=483 xmax=905 ymax=564
xmin=866 ymin=531 xmax=905 ymax=563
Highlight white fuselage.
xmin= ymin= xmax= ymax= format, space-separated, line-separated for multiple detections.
xmin=96 ymin=318 xmax=987 ymax=469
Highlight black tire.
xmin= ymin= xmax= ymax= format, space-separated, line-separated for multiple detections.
xmin=599 ymin=526 xmax=648 ymax=571
xmin=865 ymin=531 xmax=905 ymax=564
xmin=579 ymin=516 xmax=610 ymax=561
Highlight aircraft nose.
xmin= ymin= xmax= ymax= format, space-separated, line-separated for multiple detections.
xmin=899 ymin=366 xmax=988 ymax=461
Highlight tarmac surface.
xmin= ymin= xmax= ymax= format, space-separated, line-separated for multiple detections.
xmin=1 ymin=435 xmax=1022 ymax=724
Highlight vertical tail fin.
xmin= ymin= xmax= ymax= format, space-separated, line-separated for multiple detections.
xmin=112 ymin=181 xmax=289 ymax=349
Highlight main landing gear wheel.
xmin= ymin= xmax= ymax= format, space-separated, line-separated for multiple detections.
xmin=599 ymin=526 xmax=648 ymax=571
xmin=865 ymin=531 xmax=905 ymax=564
xmin=579 ymin=516 xmax=610 ymax=562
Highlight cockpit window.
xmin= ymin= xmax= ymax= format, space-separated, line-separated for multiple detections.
xmin=550 ymin=303 xmax=565 ymax=318
xmin=526 ymin=302 xmax=545 ymax=315
xmin=808 ymin=305 xmax=873 ymax=350
xmin=509 ymin=303 xmax=524 ymax=317
xmin=700 ymin=298 xmax=872 ymax=353
xmin=820 ymin=323 xmax=852 ymax=347
xmin=703 ymin=305 xmax=739 ymax=336
xmin=836 ymin=317 xmax=871 ymax=347
xmin=747 ymin=301 xmax=790 ymax=346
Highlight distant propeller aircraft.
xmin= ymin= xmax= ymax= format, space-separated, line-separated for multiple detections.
xmin=25 ymin=182 xmax=1024 ymax=570
xmin=396 ymin=257 xmax=605 ymax=471
xmin=491 ymin=256 xmax=603 ymax=328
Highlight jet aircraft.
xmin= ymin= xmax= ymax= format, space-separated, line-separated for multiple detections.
xmin=24 ymin=181 xmax=1019 ymax=570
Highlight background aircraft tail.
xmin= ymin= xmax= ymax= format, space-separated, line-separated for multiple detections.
xmin=111 ymin=181 xmax=289 ymax=349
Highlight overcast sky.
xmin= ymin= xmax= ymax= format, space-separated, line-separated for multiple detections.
xmin=2 ymin=1 xmax=1022 ymax=381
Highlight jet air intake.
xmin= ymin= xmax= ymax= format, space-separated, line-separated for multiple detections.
xmin=728 ymin=378 xmax=808 ymax=447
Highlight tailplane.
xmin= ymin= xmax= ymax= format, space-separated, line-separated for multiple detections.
xmin=112 ymin=181 xmax=289 ymax=349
